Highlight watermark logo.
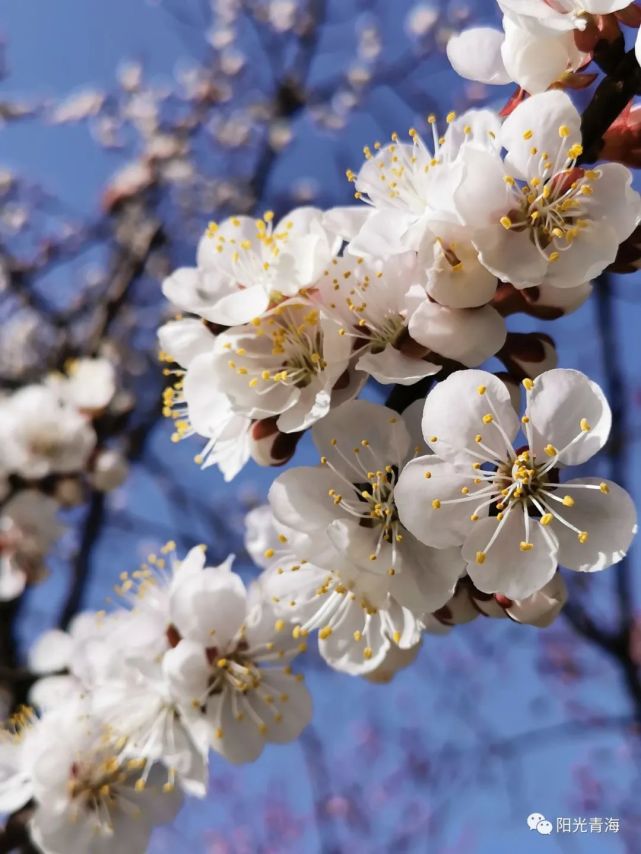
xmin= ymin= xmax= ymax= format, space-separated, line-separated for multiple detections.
xmin=526 ymin=814 xmax=620 ymax=835
xmin=527 ymin=814 xmax=553 ymax=835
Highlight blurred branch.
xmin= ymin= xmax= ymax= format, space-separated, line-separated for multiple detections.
xmin=562 ymin=272 xmax=641 ymax=720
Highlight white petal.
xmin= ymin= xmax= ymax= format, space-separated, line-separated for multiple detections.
xmin=322 ymin=205 xmax=372 ymax=242
xmin=421 ymin=370 xmax=519 ymax=465
xmin=312 ymin=399 xmax=411 ymax=477
xmin=319 ymin=606 xmax=389 ymax=675
xmin=447 ymin=28 xmax=511 ymax=85
xmin=348 ymin=209 xmax=417 ymax=257
xmin=409 ymin=301 xmax=506 ymax=367
xmin=463 ymin=510 xmax=559 ymax=599
xmin=29 ymin=675 xmax=81 ymax=711
xmin=0 ymin=741 xmax=32 ymax=814
xmin=422 ymin=239 xmax=498 ymax=309
xmin=527 ymin=369 xmax=611 ymax=466
xmin=257 ymin=669 xmax=312 ymax=743
xmin=587 ymin=163 xmax=641 ymax=242
xmin=453 ymin=146 xmax=511 ymax=228
xmin=163 ymin=639 xmax=209 ymax=699
xmin=473 ymin=225 xmax=549 ymax=288
xmin=28 ymin=629 xmax=73 ymax=674
xmin=553 ymin=478 xmax=637 ymax=572
xmin=505 ymin=571 xmax=567 ymax=627
xmin=268 ymin=465 xmax=340 ymax=534
xmin=363 ymin=641 xmax=421 ymax=684
xmin=390 ymin=540 xmax=464 ymax=613
xmin=501 ymin=20 xmax=575 ymax=96
xmin=157 ymin=319 xmax=214 ymax=369
xmin=170 ymin=566 xmax=247 ymax=646
xmin=501 ymin=90 xmax=580 ymax=178
xmin=326 ymin=518 xmax=402 ymax=577
xmin=395 ymin=456 xmax=488 ymax=548
xmin=244 ymin=505 xmax=279 ymax=569
xmin=355 ymin=347 xmax=440 ymax=385
xmin=543 ymin=224 xmax=621 ymax=289
xmin=208 ymin=689 xmax=266 ymax=764
xmin=207 ymin=283 xmax=270 ymax=326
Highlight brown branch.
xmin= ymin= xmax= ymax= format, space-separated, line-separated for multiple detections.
xmin=580 ymin=47 xmax=641 ymax=163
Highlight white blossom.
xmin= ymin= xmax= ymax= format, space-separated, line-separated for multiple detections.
xmin=194 ymin=299 xmax=354 ymax=433
xmin=162 ymin=208 xmax=338 ymax=326
xmin=268 ymin=399 xmax=464 ymax=616
xmin=163 ymin=565 xmax=311 ymax=764
xmin=0 ymin=385 xmax=96 ymax=479
xmin=453 ymin=91 xmax=641 ymax=289
xmin=395 ymin=369 xmax=637 ymax=599
xmin=50 ymin=357 xmax=117 ymax=413
xmin=314 ymin=253 xmax=505 ymax=382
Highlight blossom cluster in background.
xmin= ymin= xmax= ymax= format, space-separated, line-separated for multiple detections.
xmin=0 ymin=359 xmax=128 ymax=602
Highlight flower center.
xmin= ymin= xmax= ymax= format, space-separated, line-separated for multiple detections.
xmin=499 ymin=127 xmax=600 ymax=264
xmin=205 ymin=211 xmax=295 ymax=293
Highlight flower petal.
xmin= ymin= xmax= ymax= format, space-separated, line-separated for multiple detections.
xmin=311 ymin=399 xmax=411 ymax=478
xmin=463 ymin=510 xmax=559 ymax=599
xmin=409 ymin=301 xmax=506 ymax=367
xmin=501 ymin=90 xmax=581 ymax=177
xmin=527 ymin=369 xmax=611 ymax=466
xmin=355 ymin=347 xmax=440 ymax=385
xmin=553 ymin=478 xmax=637 ymax=572
xmin=395 ymin=456 xmax=489 ymax=548
xmin=421 ymin=370 xmax=519 ymax=464
xmin=447 ymin=28 xmax=511 ymax=85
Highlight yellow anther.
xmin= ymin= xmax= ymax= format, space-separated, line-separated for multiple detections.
xmin=353 ymin=630 xmax=362 ymax=642
xmin=578 ymin=531 xmax=589 ymax=544
xmin=482 ymin=414 xmax=493 ymax=424
xmin=319 ymin=627 xmax=333 ymax=640
xmin=475 ymin=551 xmax=486 ymax=565
xmin=599 ymin=482 xmax=609 ymax=494
xmin=274 ymin=619 xmax=285 ymax=632
xmin=500 ymin=216 xmax=513 ymax=230
xmin=423 ymin=471 xmax=432 ymax=479
xmin=544 ymin=444 xmax=557 ymax=458
xmin=477 ymin=385 xmax=487 ymax=395
xmin=264 ymin=548 xmax=275 ymax=559
xmin=580 ymin=418 xmax=591 ymax=432
xmin=431 ymin=499 xmax=441 ymax=510
xmin=363 ymin=647 xmax=373 ymax=660
xmin=470 ymin=514 xmax=479 ymax=522
xmin=540 ymin=513 xmax=553 ymax=526
xmin=519 ymin=541 xmax=534 ymax=552
xmin=559 ymin=124 xmax=570 ymax=138
xmin=562 ymin=495 xmax=575 ymax=507
xmin=522 ymin=129 xmax=533 ymax=140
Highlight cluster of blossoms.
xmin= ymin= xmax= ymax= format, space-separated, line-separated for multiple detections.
xmin=159 ymin=83 xmax=638 ymax=479
xmin=447 ymin=0 xmax=641 ymax=95
xmin=0 ymin=358 xmax=128 ymax=600
xmin=0 ymin=542 xmax=310 ymax=853
xmin=3 ymin=0 xmax=641 ymax=847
